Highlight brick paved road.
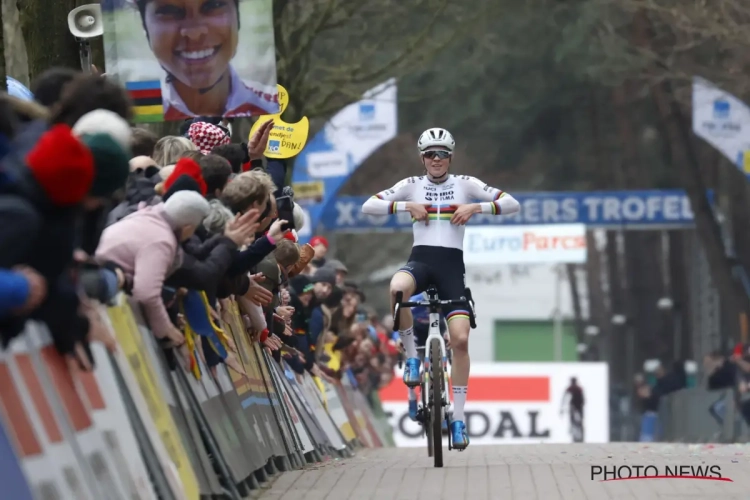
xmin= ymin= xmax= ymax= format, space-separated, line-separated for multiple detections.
xmin=259 ymin=443 xmax=749 ymax=500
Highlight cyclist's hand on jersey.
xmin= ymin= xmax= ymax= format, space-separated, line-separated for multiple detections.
xmin=451 ymin=203 xmax=481 ymax=225
xmin=406 ymin=202 xmax=431 ymax=224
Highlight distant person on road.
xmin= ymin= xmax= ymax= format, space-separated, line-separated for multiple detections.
xmin=561 ymin=377 xmax=585 ymax=442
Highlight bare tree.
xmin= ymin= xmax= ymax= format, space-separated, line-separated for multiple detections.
xmin=273 ymin=0 xmax=493 ymax=120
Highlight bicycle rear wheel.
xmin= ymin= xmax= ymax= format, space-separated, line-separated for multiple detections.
xmin=430 ymin=338 xmax=443 ymax=468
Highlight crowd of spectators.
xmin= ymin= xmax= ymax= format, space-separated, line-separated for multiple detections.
xmin=704 ymin=343 xmax=750 ymax=429
xmin=0 ymin=66 xmax=398 ymax=407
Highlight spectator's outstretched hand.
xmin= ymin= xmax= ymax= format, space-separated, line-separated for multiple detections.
xmin=245 ymin=277 xmax=273 ymax=305
xmin=82 ymin=301 xmax=117 ymax=353
xmin=224 ymin=209 xmax=260 ymax=245
xmin=248 ymin=119 xmax=274 ymax=160
xmin=276 ymin=305 xmax=294 ymax=321
xmin=11 ymin=265 xmax=47 ymax=315
xmin=268 ymin=219 xmax=288 ymax=241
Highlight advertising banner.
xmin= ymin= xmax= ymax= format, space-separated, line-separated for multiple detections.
xmin=101 ymin=0 xmax=279 ymax=121
xmin=463 ymin=224 xmax=586 ymax=265
xmin=248 ymin=84 xmax=309 ymax=158
xmin=692 ymin=76 xmax=750 ymax=177
xmin=322 ymin=190 xmax=697 ymax=231
xmin=291 ymin=79 xmax=397 ymax=241
xmin=379 ymin=362 xmax=609 ymax=447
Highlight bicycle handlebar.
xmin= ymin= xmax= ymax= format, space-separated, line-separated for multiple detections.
xmin=393 ymin=290 xmax=477 ymax=331
xmin=397 ymin=299 xmax=468 ymax=308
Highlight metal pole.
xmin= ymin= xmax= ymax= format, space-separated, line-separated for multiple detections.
xmin=78 ymin=40 xmax=93 ymax=74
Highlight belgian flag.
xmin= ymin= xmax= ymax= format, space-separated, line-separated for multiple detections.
xmin=126 ymin=80 xmax=164 ymax=123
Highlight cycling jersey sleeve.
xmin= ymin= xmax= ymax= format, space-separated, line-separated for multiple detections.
xmin=459 ymin=176 xmax=521 ymax=215
xmin=361 ymin=177 xmax=416 ymax=215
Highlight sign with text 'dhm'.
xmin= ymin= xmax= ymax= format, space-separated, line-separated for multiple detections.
xmin=464 ymin=224 xmax=587 ymax=265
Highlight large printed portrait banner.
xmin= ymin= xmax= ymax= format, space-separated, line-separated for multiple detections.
xmin=101 ymin=0 xmax=279 ymax=122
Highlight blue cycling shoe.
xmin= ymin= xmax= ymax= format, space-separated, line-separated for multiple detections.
xmin=450 ymin=420 xmax=469 ymax=450
xmin=408 ymin=400 xmax=418 ymax=421
xmin=403 ymin=358 xmax=421 ymax=387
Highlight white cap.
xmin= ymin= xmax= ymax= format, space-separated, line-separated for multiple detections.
xmin=73 ymin=109 xmax=132 ymax=153
xmin=292 ymin=202 xmax=305 ymax=231
xmin=164 ymin=191 xmax=210 ymax=228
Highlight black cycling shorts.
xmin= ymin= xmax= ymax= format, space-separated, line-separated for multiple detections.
xmin=397 ymin=245 xmax=469 ymax=321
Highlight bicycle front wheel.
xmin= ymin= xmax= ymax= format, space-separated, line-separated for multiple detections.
xmin=422 ymin=372 xmax=433 ymax=457
xmin=430 ymin=338 xmax=443 ymax=468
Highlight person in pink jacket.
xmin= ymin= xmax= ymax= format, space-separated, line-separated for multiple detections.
xmin=96 ymin=190 xmax=211 ymax=344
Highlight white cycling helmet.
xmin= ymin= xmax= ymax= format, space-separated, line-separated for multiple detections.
xmin=417 ymin=128 xmax=455 ymax=152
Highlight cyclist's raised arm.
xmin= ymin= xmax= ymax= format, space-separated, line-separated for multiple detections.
xmin=458 ymin=175 xmax=521 ymax=216
xmin=361 ymin=177 xmax=416 ymax=215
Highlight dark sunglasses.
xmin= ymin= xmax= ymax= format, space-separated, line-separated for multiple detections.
xmin=422 ymin=150 xmax=452 ymax=160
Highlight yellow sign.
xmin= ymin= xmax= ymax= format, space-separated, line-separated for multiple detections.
xmin=249 ymin=84 xmax=309 ymax=159
xmin=107 ymin=300 xmax=200 ymax=500
xmin=291 ymin=181 xmax=324 ymax=201
xmin=743 ymin=150 xmax=750 ymax=174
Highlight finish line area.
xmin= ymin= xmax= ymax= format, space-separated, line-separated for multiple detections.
xmin=259 ymin=443 xmax=748 ymax=500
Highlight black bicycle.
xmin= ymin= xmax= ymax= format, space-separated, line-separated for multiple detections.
xmin=393 ymin=285 xmax=476 ymax=468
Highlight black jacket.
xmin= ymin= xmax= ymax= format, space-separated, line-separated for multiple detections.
xmin=165 ymin=234 xmax=238 ymax=300
xmin=0 ymin=120 xmax=91 ymax=359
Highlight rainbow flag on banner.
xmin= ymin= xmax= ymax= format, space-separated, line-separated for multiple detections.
xmin=126 ymin=80 xmax=164 ymax=123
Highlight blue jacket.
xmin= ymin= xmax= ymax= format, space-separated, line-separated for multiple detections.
xmin=0 ymin=269 xmax=29 ymax=318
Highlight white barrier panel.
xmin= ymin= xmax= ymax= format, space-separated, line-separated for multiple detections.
xmin=299 ymin=375 xmax=347 ymax=451
xmin=380 ymin=362 xmax=609 ymax=447
xmin=464 ymin=224 xmax=587 ymax=265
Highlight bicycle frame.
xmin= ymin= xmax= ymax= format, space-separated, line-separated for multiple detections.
xmin=423 ymin=310 xmax=451 ymax=422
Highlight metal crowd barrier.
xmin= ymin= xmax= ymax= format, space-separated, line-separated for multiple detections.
xmin=0 ymin=293 xmax=391 ymax=500
xmin=659 ymin=387 xmax=749 ymax=443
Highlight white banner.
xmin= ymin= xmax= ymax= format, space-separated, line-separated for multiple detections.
xmin=692 ymin=76 xmax=750 ymax=170
xmin=380 ymin=362 xmax=609 ymax=447
xmin=320 ymin=79 xmax=397 ymax=169
xmin=463 ymin=224 xmax=587 ymax=265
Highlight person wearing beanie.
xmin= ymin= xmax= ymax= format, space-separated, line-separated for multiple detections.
xmin=163 ymin=191 xmax=211 ymax=240
xmin=79 ymin=133 xmax=131 ymax=204
xmin=95 ymin=191 xmax=209 ymax=343
xmin=73 ymin=109 xmax=132 ymax=153
xmin=162 ymin=174 xmax=203 ymax=201
xmin=309 ymin=235 xmax=329 ymax=267
xmin=0 ymin=123 xmax=100 ymax=366
xmin=163 ymin=157 xmax=207 ymax=196
xmin=188 ymin=121 xmax=230 ymax=154
xmin=24 ymin=124 xmax=96 ymax=206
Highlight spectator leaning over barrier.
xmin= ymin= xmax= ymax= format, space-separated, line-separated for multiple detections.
xmin=309 ymin=236 xmax=329 ymax=268
xmin=130 ymin=127 xmax=159 ymax=158
xmin=49 ymin=74 xmax=133 ymax=129
xmin=95 ymin=190 xmax=211 ymax=348
xmin=308 ymin=267 xmax=337 ymax=354
xmin=731 ymin=343 xmax=750 ymax=426
xmin=29 ymin=67 xmax=78 ymax=107
xmin=0 ymin=90 xmax=131 ymax=368
xmin=211 ymin=143 xmax=246 ymax=174
xmin=153 ymin=135 xmax=198 ymax=167
xmin=221 ymin=170 xmax=286 ymax=279
xmin=0 ymin=266 xmax=47 ymax=320
xmin=108 ymin=154 xmax=162 ymax=226
xmin=199 ymin=154 xmax=233 ymax=200
xmin=323 ymin=259 xmax=348 ymax=286
xmin=187 ymin=121 xmax=231 ymax=154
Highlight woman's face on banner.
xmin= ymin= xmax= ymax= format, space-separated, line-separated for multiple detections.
xmin=143 ymin=0 xmax=239 ymax=89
